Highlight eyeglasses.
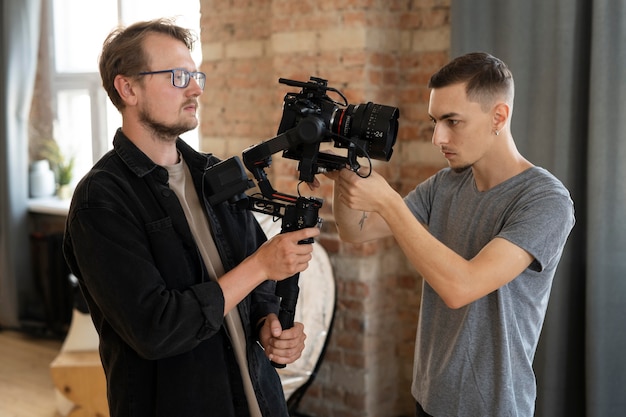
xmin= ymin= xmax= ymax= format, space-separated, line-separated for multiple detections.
xmin=138 ymin=68 xmax=206 ymax=90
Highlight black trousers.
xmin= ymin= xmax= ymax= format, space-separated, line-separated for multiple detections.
xmin=416 ymin=401 xmax=434 ymax=417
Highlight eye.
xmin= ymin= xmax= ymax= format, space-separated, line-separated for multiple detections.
xmin=447 ymin=119 xmax=460 ymax=127
xmin=174 ymin=73 xmax=186 ymax=84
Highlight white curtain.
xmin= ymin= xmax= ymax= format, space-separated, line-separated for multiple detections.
xmin=0 ymin=0 xmax=42 ymax=328
xmin=451 ymin=0 xmax=626 ymax=415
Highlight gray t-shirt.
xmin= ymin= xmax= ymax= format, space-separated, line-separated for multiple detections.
xmin=405 ymin=166 xmax=574 ymax=417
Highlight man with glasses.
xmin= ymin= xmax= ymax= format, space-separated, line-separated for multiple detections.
xmin=63 ymin=18 xmax=318 ymax=417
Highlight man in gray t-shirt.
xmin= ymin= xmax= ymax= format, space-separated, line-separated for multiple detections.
xmin=324 ymin=52 xmax=575 ymax=416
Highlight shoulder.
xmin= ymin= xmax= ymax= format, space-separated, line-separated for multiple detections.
xmin=521 ymin=167 xmax=570 ymax=194
xmin=68 ymin=150 xmax=148 ymax=221
xmin=498 ymin=168 xmax=575 ymax=266
xmin=497 ymin=167 xmax=573 ymax=218
xmin=513 ymin=167 xmax=574 ymax=216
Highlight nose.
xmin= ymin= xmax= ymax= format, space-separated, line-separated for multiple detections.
xmin=187 ymin=79 xmax=204 ymax=97
xmin=187 ymin=77 xmax=203 ymax=96
xmin=431 ymin=123 xmax=447 ymax=147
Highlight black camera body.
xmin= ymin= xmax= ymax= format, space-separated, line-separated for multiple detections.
xmin=278 ymin=77 xmax=400 ymax=182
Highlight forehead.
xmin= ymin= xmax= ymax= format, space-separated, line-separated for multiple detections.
xmin=143 ymin=33 xmax=195 ymax=69
xmin=428 ymin=83 xmax=481 ymax=119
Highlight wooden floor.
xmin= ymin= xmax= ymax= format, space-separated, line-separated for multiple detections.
xmin=0 ymin=329 xmax=63 ymax=417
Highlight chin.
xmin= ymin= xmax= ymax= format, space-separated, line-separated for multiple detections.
xmin=451 ymin=165 xmax=471 ymax=173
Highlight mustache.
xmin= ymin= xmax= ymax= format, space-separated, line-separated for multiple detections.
xmin=182 ymin=99 xmax=199 ymax=109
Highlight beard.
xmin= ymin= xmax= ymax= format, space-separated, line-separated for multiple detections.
xmin=452 ymin=165 xmax=472 ymax=174
xmin=139 ymin=106 xmax=198 ymax=143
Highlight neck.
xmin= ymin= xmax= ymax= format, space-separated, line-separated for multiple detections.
xmin=472 ymin=134 xmax=533 ymax=191
xmin=121 ymin=124 xmax=180 ymax=166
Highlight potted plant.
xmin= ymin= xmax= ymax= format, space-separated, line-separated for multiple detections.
xmin=42 ymin=140 xmax=75 ymax=199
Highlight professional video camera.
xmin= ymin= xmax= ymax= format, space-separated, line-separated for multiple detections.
xmin=277 ymin=76 xmax=399 ymax=182
xmin=205 ymin=77 xmax=399 ymax=366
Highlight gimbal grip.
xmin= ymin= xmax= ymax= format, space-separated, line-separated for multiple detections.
xmin=271 ymin=273 xmax=301 ymax=369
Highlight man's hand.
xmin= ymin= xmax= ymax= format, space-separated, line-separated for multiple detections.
xmin=254 ymin=227 xmax=320 ymax=281
xmin=219 ymin=226 xmax=319 ymax=315
xmin=305 ymin=170 xmax=338 ymax=192
xmin=334 ymin=167 xmax=397 ymax=214
xmin=258 ymin=313 xmax=306 ymax=365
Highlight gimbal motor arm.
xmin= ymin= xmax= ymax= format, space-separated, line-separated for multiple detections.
xmin=242 ymin=115 xmax=326 ymax=200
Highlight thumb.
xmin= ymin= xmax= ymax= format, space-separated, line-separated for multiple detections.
xmin=268 ymin=313 xmax=283 ymax=337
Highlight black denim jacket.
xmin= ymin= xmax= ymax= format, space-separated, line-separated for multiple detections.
xmin=63 ymin=130 xmax=288 ymax=417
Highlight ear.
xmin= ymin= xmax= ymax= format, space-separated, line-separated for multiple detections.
xmin=492 ymin=102 xmax=510 ymax=132
xmin=114 ymin=75 xmax=138 ymax=107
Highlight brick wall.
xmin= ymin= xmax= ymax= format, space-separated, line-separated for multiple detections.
xmin=198 ymin=1 xmax=450 ymax=416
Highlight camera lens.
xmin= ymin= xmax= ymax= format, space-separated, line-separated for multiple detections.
xmin=331 ymin=102 xmax=399 ymax=161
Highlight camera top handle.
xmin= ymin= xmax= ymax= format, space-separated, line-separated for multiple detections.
xmin=279 ymin=77 xmax=349 ymax=109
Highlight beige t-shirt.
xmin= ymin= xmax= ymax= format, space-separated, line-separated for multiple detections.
xmin=165 ymin=157 xmax=262 ymax=417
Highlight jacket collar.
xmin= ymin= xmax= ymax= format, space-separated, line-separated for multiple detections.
xmin=112 ymin=128 xmax=213 ymax=179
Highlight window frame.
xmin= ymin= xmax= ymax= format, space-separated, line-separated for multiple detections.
xmin=45 ymin=0 xmax=201 ymax=184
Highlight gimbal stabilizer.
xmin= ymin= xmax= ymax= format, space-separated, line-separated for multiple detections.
xmin=205 ymin=121 xmax=325 ymax=368
xmin=205 ymin=76 xmax=399 ymax=368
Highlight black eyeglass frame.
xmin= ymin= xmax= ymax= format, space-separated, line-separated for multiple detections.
xmin=138 ymin=68 xmax=206 ymax=90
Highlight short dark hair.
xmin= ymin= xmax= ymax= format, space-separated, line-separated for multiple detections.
xmin=428 ymin=52 xmax=514 ymax=111
xmin=99 ymin=18 xmax=197 ymax=110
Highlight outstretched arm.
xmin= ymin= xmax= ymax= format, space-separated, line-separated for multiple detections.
xmin=331 ymin=168 xmax=534 ymax=309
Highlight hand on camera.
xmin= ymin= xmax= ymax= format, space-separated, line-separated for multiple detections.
xmin=256 ymin=227 xmax=320 ymax=281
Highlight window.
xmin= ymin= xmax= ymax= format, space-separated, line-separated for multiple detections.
xmin=48 ymin=0 xmax=202 ymax=185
